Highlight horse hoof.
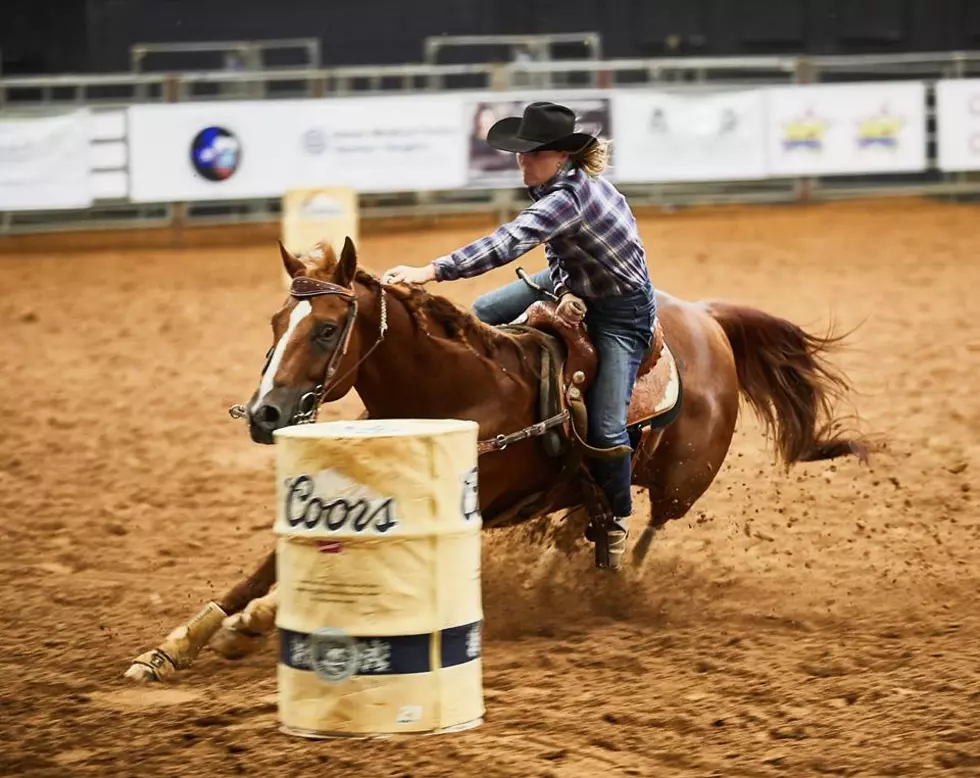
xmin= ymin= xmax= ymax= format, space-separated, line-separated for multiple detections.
xmin=123 ymin=649 xmax=176 ymax=682
xmin=209 ymin=623 xmax=270 ymax=660
xmin=123 ymin=663 xmax=159 ymax=683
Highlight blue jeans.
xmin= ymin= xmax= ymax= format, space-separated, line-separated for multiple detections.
xmin=472 ymin=269 xmax=655 ymax=518
xmin=471 ymin=268 xmax=555 ymax=325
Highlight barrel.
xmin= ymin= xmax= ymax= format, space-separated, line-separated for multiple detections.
xmin=273 ymin=418 xmax=484 ymax=738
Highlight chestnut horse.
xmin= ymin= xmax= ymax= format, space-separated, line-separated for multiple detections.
xmin=124 ymin=237 xmax=866 ymax=682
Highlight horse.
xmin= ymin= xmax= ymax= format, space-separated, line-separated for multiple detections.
xmin=123 ymin=236 xmax=868 ymax=682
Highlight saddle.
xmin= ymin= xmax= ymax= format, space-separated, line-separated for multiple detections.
xmin=504 ymin=298 xmax=682 ymax=462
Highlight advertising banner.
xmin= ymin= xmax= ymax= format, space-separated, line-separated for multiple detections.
xmin=765 ymin=81 xmax=927 ymax=176
xmin=290 ymin=95 xmax=467 ymax=193
xmin=464 ymin=94 xmax=612 ymax=188
xmin=612 ymin=89 xmax=768 ymax=182
xmin=128 ymin=100 xmax=295 ymax=202
xmin=0 ymin=109 xmax=93 ymax=211
xmin=935 ymin=78 xmax=980 ymax=172
xmin=127 ymin=96 xmax=468 ymax=202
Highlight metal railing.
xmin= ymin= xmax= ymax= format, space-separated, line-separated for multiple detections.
xmin=799 ymin=50 xmax=980 ymax=81
xmin=424 ymin=32 xmax=602 ymax=64
xmin=131 ymin=38 xmax=321 ymax=72
xmin=3 ymin=49 xmax=980 ymax=98
xmin=424 ymin=32 xmax=603 ymax=88
xmin=0 ymin=53 xmax=809 ymax=108
xmin=8 ymin=50 xmax=978 ymax=109
xmin=0 ymin=64 xmax=504 ymax=106
xmin=2 ymin=49 xmax=980 ymax=236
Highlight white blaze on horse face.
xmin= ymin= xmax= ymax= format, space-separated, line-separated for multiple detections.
xmin=253 ymin=301 xmax=312 ymax=410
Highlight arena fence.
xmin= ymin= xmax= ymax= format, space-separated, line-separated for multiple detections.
xmin=2 ymin=50 xmax=980 ymax=236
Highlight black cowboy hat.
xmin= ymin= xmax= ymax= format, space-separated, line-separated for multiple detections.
xmin=486 ymin=101 xmax=599 ymax=154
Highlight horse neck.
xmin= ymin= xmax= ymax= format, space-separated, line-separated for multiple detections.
xmin=351 ymin=280 xmax=528 ymax=420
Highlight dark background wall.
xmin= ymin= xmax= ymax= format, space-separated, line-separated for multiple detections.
xmin=3 ymin=0 xmax=980 ymax=75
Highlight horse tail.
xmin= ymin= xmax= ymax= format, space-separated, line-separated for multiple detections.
xmin=704 ymin=301 xmax=869 ymax=466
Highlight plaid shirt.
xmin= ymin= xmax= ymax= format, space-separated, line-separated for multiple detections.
xmin=432 ymin=166 xmax=650 ymax=300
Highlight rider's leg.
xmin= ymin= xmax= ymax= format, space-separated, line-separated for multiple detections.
xmin=472 ymin=268 xmax=554 ymax=325
xmin=583 ymin=287 xmax=655 ymax=568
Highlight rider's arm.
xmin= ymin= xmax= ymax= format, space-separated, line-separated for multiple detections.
xmin=546 ymin=245 xmax=572 ymax=300
xmin=432 ymin=190 xmax=581 ymax=282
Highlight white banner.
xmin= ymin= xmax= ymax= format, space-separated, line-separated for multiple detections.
xmin=128 ymin=100 xmax=291 ymax=202
xmin=290 ymin=95 xmax=467 ymax=193
xmin=765 ymin=81 xmax=927 ymax=176
xmin=612 ymin=90 xmax=768 ymax=182
xmin=0 ymin=109 xmax=93 ymax=211
xmin=935 ymin=79 xmax=980 ymax=172
xmin=127 ymin=96 xmax=468 ymax=203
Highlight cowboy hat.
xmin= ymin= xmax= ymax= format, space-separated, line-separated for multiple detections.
xmin=485 ymin=101 xmax=599 ymax=154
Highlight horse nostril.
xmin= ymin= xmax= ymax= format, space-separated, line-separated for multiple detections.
xmin=257 ymin=404 xmax=281 ymax=426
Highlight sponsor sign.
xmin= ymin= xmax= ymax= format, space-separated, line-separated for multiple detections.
xmin=765 ymin=81 xmax=927 ymax=176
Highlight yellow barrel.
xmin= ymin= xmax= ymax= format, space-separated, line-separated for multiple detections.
xmin=273 ymin=418 xmax=484 ymax=738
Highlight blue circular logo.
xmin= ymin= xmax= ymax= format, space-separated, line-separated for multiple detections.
xmin=190 ymin=126 xmax=241 ymax=181
xmin=302 ymin=128 xmax=327 ymax=155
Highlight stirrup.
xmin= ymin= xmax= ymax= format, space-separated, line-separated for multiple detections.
xmin=594 ymin=526 xmax=628 ymax=570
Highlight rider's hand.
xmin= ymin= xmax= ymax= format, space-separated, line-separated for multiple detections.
xmin=381 ymin=263 xmax=438 ymax=286
xmin=556 ymin=293 xmax=586 ymax=325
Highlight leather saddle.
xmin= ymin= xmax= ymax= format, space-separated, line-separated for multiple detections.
xmin=503 ymin=298 xmax=682 ymax=461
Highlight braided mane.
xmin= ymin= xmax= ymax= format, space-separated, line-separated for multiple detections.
xmin=297 ymin=240 xmax=532 ymax=361
xmin=354 ymin=268 xmax=529 ymax=360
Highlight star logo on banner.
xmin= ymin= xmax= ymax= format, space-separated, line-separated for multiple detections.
xmin=855 ymin=104 xmax=904 ymax=150
xmin=782 ymin=108 xmax=830 ymax=152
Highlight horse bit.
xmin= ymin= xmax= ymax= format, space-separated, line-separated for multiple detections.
xmin=228 ymin=276 xmax=388 ymax=426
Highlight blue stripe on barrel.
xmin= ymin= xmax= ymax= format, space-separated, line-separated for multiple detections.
xmin=279 ymin=620 xmax=482 ymax=678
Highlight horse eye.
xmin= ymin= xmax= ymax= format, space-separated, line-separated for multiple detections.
xmin=315 ymin=323 xmax=337 ymax=342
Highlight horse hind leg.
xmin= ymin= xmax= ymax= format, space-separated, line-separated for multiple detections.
xmin=629 ymin=404 xmax=737 ymax=575
xmin=630 ymin=507 xmax=660 ymax=571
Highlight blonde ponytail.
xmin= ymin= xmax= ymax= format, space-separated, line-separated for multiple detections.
xmin=570 ymin=138 xmax=611 ymax=178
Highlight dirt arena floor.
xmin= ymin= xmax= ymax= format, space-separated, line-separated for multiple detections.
xmin=1 ymin=198 xmax=979 ymax=777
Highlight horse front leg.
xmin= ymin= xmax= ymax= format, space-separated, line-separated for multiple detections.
xmin=208 ymin=583 xmax=278 ymax=660
xmin=123 ymin=550 xmax=277 ymax=682
xmin=202 ymin=409 xmax=370 ymax=666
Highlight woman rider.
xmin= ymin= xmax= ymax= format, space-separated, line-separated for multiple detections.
xmin=381 ymin=101 xmax=656 ymax=570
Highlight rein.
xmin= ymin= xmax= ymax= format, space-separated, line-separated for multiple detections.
xmin=229 ymin=274 xmax=566 ymax=456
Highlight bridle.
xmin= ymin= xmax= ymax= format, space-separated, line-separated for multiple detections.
xmin=228 ymin=275 xmax=388 ymax=426
xmin=229 ymin=270 xmax=565 ymax=460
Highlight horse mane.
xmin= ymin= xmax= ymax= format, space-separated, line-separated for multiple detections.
xmin=353 ymin=268 xmax=532 ymax=361
xmin=296 ymin=239 xmax=538 ymax=364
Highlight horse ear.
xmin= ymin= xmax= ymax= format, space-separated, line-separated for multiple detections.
xmin=279 ymin=241 xmax=305 ymax=278
xmin=336 ymin=236 xmax=357 ymax=287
